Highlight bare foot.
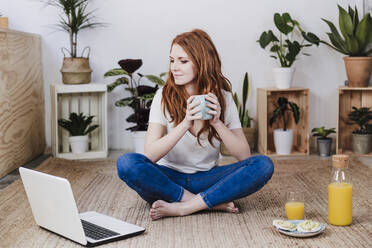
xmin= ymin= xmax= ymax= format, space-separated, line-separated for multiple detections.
xmin=150 ymin=200 xmax=186 ymax=220
xmin=212 ymin=202 xmax=239 ymax=213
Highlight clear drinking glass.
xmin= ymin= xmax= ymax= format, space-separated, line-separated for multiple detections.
xmin=285 ymin=191 xmax=305 ymax=220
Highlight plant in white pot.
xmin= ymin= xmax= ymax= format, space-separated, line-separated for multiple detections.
xmin=58 ymin=112 xmax=99 ymax=154
xmin=42 ymin=0 xmax=106 ymax=84
xmin=311 ymin=126 xmax=336 ymax=157
xmin=319 ymin=5 xmax=372 ymax=87
xmin=258 ymin=12 xmax=320 ymax=89
xmin=105 ymin=59 xmax=165 ymax=154
xmin=269 ymin=97 xmax=300 ymax=155
xmin=347 ymin=106 xmax=372 ymax=154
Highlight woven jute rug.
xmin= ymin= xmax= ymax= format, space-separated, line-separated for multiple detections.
xmin=0 ymin=156 xmax=371 ymax=247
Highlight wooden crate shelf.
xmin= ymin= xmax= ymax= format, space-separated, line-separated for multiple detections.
xmin=257 ymin=88 xmax=309 ymax=155
xmin=50 ymin=84 xmax=108 ymax=159
xmin=337 ymin=86 xmax=372 ymax=156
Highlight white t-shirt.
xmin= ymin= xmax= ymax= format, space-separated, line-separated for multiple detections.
xmin=149 ymin=88 xmax=241 ymax=173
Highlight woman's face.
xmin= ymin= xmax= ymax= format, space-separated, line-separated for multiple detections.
xmin=170 ymin=44 xmax=196 ymax=86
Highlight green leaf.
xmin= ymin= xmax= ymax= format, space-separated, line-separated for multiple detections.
xmin=302 ymin=32 xmax=320 ymax=46
xmin=104 ymin=68 xmax=129 ymax=77
xmin=274 ymin=13 xmax=293 ymax=35
xmin=321 ymin=18 xmax=347 ymax=51
xmin=144 ymin=75 xmax=165 ymax=86
xmin=338 ymin=5 xmax=354 ymax=38
xmin=107 ymin=77 xmax=129 ymax=92
xmin=270 ymin=45 xmax=280 ymax=52
xmin=355 ymin=14 xmax=369 ymax=48
xmin=242 ymin=110 xmax=251 ymax=128
xmin=242 ymin=72 xmax=249 ymax=112
xmin=115 ymin=97 xmax=134 ymax=107
xmin=289 ymin=102 xmax=300 ymax=124
xmin=345 ymin=35 xmax=360 ymax=55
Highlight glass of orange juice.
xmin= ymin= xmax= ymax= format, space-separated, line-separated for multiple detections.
xmin=285 ymin=191 xmax=305 ymax=220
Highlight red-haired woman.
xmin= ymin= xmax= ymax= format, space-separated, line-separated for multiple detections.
xmin=117 ymin=29 xmax=274 ymax=220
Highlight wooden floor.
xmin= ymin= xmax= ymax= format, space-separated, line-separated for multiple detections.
xmin=0 ymin=155 xmax=371 ymax=247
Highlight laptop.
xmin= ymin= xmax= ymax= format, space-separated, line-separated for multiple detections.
xmin=19 ymin=167 xmax=145 ymax=247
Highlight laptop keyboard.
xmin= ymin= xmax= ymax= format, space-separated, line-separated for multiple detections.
xmin=81 ymin=219 xmax=120 ymax=240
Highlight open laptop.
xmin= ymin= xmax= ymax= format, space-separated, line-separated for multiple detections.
xmin=19 ymin=167 xmax=145 ymax=247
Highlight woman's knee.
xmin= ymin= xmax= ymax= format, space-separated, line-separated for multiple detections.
xmin=255 ymin=155 xmax=274 ymax=182
xmin=116 ymin=153 xmax=148 ymax=181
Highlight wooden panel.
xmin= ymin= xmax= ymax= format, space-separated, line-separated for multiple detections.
xmin=337 ymin=87 xmax=372 ymax=156
xmin=0 ymin=29 xmax=45 ymax=177
xmin=257 ymin=88 xmax=309 ymax=155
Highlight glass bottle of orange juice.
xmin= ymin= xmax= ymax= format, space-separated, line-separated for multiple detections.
xmin=328 ymin=154 xmax=352 ymax=226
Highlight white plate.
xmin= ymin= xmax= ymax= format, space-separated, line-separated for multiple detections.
xmin=273 ymin=220 xmax=326 ymax=238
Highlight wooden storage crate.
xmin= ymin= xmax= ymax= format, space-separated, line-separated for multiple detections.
xmin=257 ymin=88 xmax=309 ymax=155
xmin=337 ymin=86 xmax=372 ymax=156
xmin=50 ymin=84 xmax=108 ymax=159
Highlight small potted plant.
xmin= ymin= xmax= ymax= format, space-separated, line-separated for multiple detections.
xmin=311 ymin=126 xmax=336 ymax=156
xmin=58 ymin=112 xmax=99 ymax=154
xmin=42 ymin=0 xmax=106 ymax=84
xmin=0 ymin=12 xmax=8 ymax=28
xmin=319 ymin=5 xmax=372 ymax=87
xmin=258 ymin=12 xmax=319 ymax=89
xmin=105 ymin=59 xmax=165 ymax=154
xmin=269 ymin=97 xmax=300 ymax=154
xmin=221 ymin=73 xmax=255 ymax=155
xmin=348 ymin=106 xmax=372 ymax=154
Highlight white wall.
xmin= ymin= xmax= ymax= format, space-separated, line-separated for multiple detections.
xmin=3 ymin=0 xmax=366 ymax=150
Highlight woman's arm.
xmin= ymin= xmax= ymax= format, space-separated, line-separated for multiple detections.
xmin=206 ymin=93 xmax=251 ymax=160
xmin=144 ymin=121 xmax=189 ymax=163
xmin=144 ymin=96 xmax=201 ymax=163
xmin=212 ymin=121 xmax=251 ymax=160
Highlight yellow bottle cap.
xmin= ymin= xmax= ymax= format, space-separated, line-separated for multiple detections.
xmin=332 ymin=154 xmax=349 ymax=168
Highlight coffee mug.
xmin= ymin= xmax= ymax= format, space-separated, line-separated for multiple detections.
xmin=192 ymin=94 xmax=213 ymax=120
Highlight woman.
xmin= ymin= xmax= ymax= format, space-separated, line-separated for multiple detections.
xmin=117 ymin=29 xmax=274 ymax=221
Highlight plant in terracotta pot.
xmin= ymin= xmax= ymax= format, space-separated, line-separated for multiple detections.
xmin=269 ymin=97 xmax=300 ymax=155
xmin=42 ymin=0 xmax=106 ymax=84
xmin=220 ymin=73 xmax=255 ymax=155
xmin=58 ymin=112 xmax=99 ymax=154
xmin=258 ymin=12 xmax=319 ymax=89
xmin=105 ymin=59 xmax=165 ymax=153
xmin=311 ymin=126 xmax=336 ymax=156
xmin=347 ymin=106 xmax=372 ymax=154
xmin=319 ymin=5 xmax=372 ymax=87
xmin=0 ymin=12 xmax=8 ymax=28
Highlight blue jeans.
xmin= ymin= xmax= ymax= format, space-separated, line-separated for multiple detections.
xmin=117 ymin=153 xmax=274 ymax=208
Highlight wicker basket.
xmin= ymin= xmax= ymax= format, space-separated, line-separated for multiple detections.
xmin=60 ymin=57 xmax=92 ymax=84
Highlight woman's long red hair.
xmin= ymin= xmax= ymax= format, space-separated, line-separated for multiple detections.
xmin=162 ymin=29 xmax=232 ymax=146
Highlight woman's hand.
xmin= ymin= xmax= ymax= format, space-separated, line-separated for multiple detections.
xmin=206 ymin=93 xmax=222 ymax=126
xmin=182 ymin=95 xmax=202 ymax=129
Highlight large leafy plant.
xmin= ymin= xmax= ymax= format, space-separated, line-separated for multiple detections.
xmin=105 ymin=59 xmax=165 ymax=131
xmin=42 ymin=0 xmax=105 ymax=58
xmin=348 ymin=106 xmax=372 ymax=134
xmin=320 ymin=5 xmax=372 ymax=56
xmin=58 ymin=112 xmax=99 ymax=136
xmin=233 ymin=72 xmax=252 ymax=128
xmin=258 ymin=12 xmax=320 ymax=67
xmin=311 ymin=127 xmax=336 ymax=139
xmin=269 ymin=97 xmax=300 ymax=131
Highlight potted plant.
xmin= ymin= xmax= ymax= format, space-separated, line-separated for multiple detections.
xmin=319 ymin=5 xmax=372 ymax=87
xmin=58 ymin=112 xmax=99 ymax=154
xmin=42 ymin=0 xmax=106 ymax=84
xmin=105 ymin=59 xmax=165 ymax=154
xmin=269 ymin=97 xmax=300 ymax=154
xmin=311 ymin=126 xmax=336 ymax=156
xmin=0 ymin=12 xmax=8 ymax=28
xmin=348 ymin=106 xmax=372 ymax=154
xmin=258 ymin=12 xmax=319 ymax=89
xmin=220 ymin=73 xmax=255 ymax=155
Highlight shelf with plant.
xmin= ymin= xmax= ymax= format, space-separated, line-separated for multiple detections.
xmin=311 ymin=127 xmax=336 ymax=156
